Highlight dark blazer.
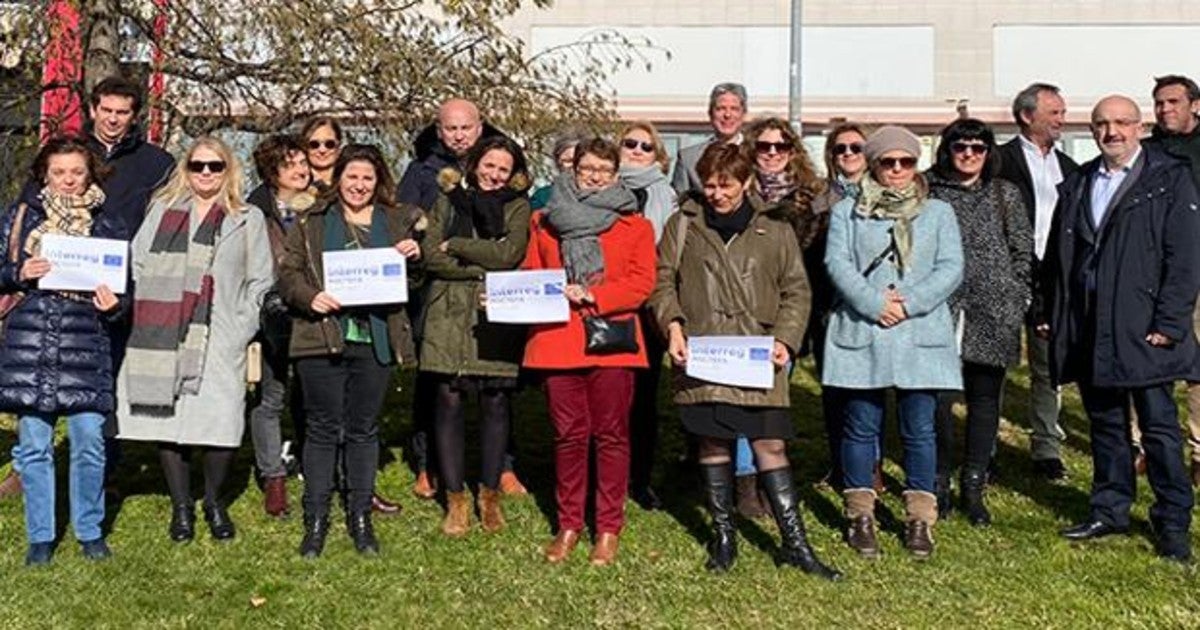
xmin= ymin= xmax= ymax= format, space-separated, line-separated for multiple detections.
xmin=996 ymin=136 xmax=1079 ymax=231
xmin=1041 ymin=146 xmax=1200 ymax=388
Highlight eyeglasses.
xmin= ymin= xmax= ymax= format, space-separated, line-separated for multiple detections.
xmin=577 ymin=164 xmax=616 ymax=176
xmin=950 ymin=142 xmax=989 ymax=156
xmin=833 ymin=143 xmax=864 ymax=156
xmin=877 ymin=156 xmax=918 ymax=170
xmin=186 ymin=160 xmax=227 ymax=174
xmin=308 ymin=139 xmax=339 ymax=151
xmin=621 ymin=138 xmax=654 ymax=153
xmin=755 ymin=141 xmax=793 ymax=154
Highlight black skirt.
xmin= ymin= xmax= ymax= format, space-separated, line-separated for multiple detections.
xmin=680 ymin=403 xmax=794 ymax=440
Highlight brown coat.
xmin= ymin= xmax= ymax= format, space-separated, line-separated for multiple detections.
xmin=649 ymin=193 xmax=811 ymax=407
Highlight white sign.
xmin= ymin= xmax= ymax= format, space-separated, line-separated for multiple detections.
xmin=322 ymin=248 xmax=408 ymax=306
xmin=38 ymin=234 xmax=128 ymax=294
xmin=485 ymin=269 xmax=569 ymax=324
xmin=686 ymin=335 xmax=776 ymax=389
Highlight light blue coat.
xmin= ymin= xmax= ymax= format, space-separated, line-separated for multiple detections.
xmin=821 ymin=194 xmax=964 ymax=390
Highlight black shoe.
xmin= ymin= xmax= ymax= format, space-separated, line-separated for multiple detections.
xmin=699 ymin=463 xmax=738 ymax=572
xmin=24 ymin=542 xmax=54 ymax=567
xmin=959 ymin=469 xmax=991 ymax=527
xmin=347 ymin=511 xmax=379 ymax=556
xmin=1060 ymin=520 xmax=1129 ymax=541
xmin=1034 ymin=458 xmax=1068 ymax=483
xmin=630 ymin=485 xmax=663 ymax=511
xmin=934 ymin=473 xmax=953 ymax=520
xmin=80 ymin=538 xmax=112 ymax=561
xmin=758 ymin=467 xmax=844 ymax=582
xmin=299 ymin=514 xmax=330 ymax=559
xmin=203 ymin=504 xmax=237 ymax=541
xmin=169 ymin=503 xmax=196 ymax=543
xmin=1156 ymin=530 xmax=1193 ymax=563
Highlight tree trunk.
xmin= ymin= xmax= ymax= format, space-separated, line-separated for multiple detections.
xmin=83 ymin=0 xmax=120 ymax=94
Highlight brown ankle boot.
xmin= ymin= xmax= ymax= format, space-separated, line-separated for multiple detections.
xmin=441 ymin=491 xmax=472 ymax=537
xmin=478 ymin=486 xmax=506 ymax=533
xmin=844 ymin=489 xmax=879 ymax=558
xmin=263 ymin=476 xmax=289 ymax=518
xmin=544 ymin=529 xmax=581 ymax=563
xmin=904 ymin=490 xmax=937 ymax=559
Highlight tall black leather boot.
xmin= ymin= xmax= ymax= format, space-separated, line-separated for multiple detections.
xmin=699 ymin=463 xmax=737 ymax=572
xmin=960 ymin=468 xmax=991 ymax=527
xmin=759 ymin=467 xmax=844 ymax=582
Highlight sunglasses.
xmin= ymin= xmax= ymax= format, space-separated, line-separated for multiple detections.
xmin=877 ymin=156 xmax=918 ymax=170
xmin=755 ymin=141 xmax=793 ymax=154
xmin=833 ymin=142 xmax=864 ymax=156
xmin=186 ymin=160 xmax=227 ymax=174
xmin=950 ymin=142 xmax=989 ymax=156
xmin=308 ymin=139 xmax=339 ymax=151
xmin=621 ymin=138 xmax=654 ymax=153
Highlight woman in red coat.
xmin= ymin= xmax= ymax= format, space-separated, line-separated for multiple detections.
xmin=523 ymin=138 xmax=656 ymax=566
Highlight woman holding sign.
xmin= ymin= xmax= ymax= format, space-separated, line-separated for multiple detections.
xmin=524 ymin=137 xmax=656 ymax=565
xmin=0 ymin=137 xmax=119 ymax=565
xmin=116 ymin=136 xmax=274 ymax=545
xmin=420 ymin=136 xmax=531 ymax=538
xmin=649 ymin=143 xmax=841 ymax=580
xmin=277 ymin=144 xmax=423 ymax=558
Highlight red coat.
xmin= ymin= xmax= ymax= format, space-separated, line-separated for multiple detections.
xmin=521 ymin=211 xmax=656 ymax=369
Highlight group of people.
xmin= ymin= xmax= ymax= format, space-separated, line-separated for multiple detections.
xmin=2 ymin=71 xmax=1199 ymax=575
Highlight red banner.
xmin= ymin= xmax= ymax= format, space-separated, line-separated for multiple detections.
xmin=39 ymin=0 xmax=83 ymax=142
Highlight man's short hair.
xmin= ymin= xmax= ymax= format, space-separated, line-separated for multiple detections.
xmin=708 ymin=82 xmax=748 ymax=114
xmin=89 ymin=76 xmax=144 ymax=113
xmin=1011 ymin=82 xmax=1061 ymax=128
xmin=1153 ymin=75 xmax=1200 ymax=102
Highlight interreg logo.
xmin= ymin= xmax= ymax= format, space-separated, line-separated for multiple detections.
xmin=51 ymin=250 xmax=100 ymax=264
xmin=543 ymin=282 xmax=564 ymax=295
xmin=381 ymin=263 xmax=404 ymax=277
xmin=749 ymin=347 xmax=771 ymax=361
xmin=692 ymin=345 xmax=747 ymax=360
xmin=103 ymin=254 xmax=123 ymax=267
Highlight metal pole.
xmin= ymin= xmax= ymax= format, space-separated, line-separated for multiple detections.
xmin=788 ymin=0 xmax=803 ymax=136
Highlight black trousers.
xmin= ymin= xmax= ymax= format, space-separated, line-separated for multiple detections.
xmin=630 ymin=310 xmax=664 ymax=490
xmin=936 ymin=361 xmax=1006 ymax=476
xmin=1079 ymin=381 xmax=1193 ymax=532
xmin=296 ymin=344 xmax=392 ymax=516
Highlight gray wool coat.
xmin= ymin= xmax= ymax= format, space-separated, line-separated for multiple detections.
xmin=115 ymin=200 xmax=274 ymax=447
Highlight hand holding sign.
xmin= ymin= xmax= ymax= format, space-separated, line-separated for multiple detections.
xmin=38 ymin=234 xmax=128 ymax=293
xmin=322 ymin=248 xmax=408 ymax=306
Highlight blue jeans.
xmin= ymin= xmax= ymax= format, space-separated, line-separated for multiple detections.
xmin=843 ymin=389 xmax=937 ymax=493
xmin=17 ymin=412 xmax=106 ymax=544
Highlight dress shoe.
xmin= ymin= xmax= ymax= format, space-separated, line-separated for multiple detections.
xmin=1060 ymin=520 xmax=1129 ymax=541
xmin=0 ymin=470 xmax=23 ymax=500
xmin=370 ymin=492 xmax=402 ymax=516
xmin=1156 ymin=530 xmax=1193 ymax=563
xmin=590 ymin=532 xmax=620 ymax=566
xmin=347 ymin=511 xmax=380 ymax=556
xmin=544 ymin=529 xmax=582 ymax=564
xmin=169 ymin=503 xmax=196 ymax=543
xmin=1192 ymin=461 xmax=1200 ymax=488
xmin=80 ymin=538 xmax=112 ymax=561
xmin=24 ymin=542 xmax=54 ymax=567
xmin=203 ymin=504 xmax=237 ymax=541
xmin=499 ymin=470 xmax=528 ymax=496
xmin=299 ymin=513 xmax=330 ymax=559
xmin=412 ymin=471 xmax=438 ymax=500
xmin=263 ymin=476 xmax=289 ymax=518
xmin=1033 ymin=458 xmax=1068 ymax=484
xmin=630 ymin=485 xmax=663 ymax=511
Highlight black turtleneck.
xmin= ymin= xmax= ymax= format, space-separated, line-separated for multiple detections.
xmin=704 ymin=198 xmax=754 ymax=244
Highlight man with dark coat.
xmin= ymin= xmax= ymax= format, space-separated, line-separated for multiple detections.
xmin=1039 ymin=95 xmax=1199 ymax=562
xmin=995 ymin=82 xmax=1078 ymax=484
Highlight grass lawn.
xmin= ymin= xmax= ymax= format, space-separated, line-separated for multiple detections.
xmin=0 ymin=362 xmax=1195 ymax=629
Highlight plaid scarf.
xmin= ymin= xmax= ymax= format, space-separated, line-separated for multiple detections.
xmin=125 ymin=201 xmax=225 ymax=415
xmin=24 ymin=184 xmax=106 ymax=255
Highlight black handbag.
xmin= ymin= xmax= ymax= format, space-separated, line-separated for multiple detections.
xmin=583 ymin=308 xmax=639 ymax=355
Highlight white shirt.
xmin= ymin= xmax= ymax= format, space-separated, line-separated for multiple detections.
xmin=1020 ymin=135 xmax=1065 ymax=260
xmin=1089 ymin=147 xmax=1141 ymax=228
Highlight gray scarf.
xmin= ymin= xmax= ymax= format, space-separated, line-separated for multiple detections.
xmin=618 ymin=164 xmax=676 ymax=243
xmin=543 ymin=174 xmax=638 ymax=286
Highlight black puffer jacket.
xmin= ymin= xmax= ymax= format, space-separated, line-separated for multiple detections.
xmin=396 ymin=121 xmax=506 ymax=211
xmin=0 ymin=196 xmax=122 ymax=415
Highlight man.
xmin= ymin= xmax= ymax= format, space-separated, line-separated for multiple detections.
xmin=1145 ymin=75 xmax=1200 ymax=487
xmin=996 ymin=82 xmax=1078 ymax=483
xmin=396 ymin=98 xmax=526 ymax=499
xmin=670 ymin=82 xmax=747 ymax=195
xmin=1039 ymin=95 xmax=1198 ymax=562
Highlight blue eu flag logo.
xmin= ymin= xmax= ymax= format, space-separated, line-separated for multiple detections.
xmin=103 ymin=254 xmax=123 ymax=267
xmin=543 ymin=282 xmax=564 ymax=295
xmin=382 ymin=264 xmax=403 ymax=277
xmin=749 ymin=348 xmax=770 ymax=361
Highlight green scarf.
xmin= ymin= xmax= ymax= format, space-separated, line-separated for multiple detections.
xmin=323 ymin=206 xmax=394 ymax=366
xmin=855 ymin=176 xmax=926 ymax=273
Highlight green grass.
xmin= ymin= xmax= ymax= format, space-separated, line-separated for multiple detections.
xmin=0 ymin=362 xmax=1195 ymax=629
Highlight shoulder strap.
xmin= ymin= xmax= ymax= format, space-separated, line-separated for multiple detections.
xmin=7 ymin=203 xmax=28 ymax=263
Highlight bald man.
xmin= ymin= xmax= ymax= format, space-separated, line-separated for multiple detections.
xmin=1037 ymin=94 xmax=1199 ymax=562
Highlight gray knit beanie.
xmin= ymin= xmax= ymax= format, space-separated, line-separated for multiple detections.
xmin=863 ymin=126 xmax=921 ymax=162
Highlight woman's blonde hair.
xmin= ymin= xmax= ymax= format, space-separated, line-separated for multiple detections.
xmin=153 ymin=135 xmax=247 ymax=214
xmin=617 ymin=120 xmax=670 ymax=174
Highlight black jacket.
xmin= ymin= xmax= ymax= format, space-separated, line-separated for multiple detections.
xmin=85 ymin=125 xmax=175 ymax=241
xmin=995 ymin=136 xmax=1079 ymax=236
xmin=1145 ymin=121 xmax=1200 ymax=189
xmin=1042 ymin=147 xmax=1200 ymax=387
xmin=396 ymin=121 xmax=505 ymax=211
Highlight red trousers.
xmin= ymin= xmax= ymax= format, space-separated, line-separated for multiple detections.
xmin=543 ymin=368 xmax=634 ymax=534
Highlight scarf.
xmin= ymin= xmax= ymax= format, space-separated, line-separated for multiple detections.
xmin=704 ymin=198 xmax=754 ymax=244
xmin=756 ymin=170 xmax=797 ymax=204
xmin=24 ymin=184 xmax=106 ymax=255
xmin=544 ymin=174 xmax=637 ymax=286
xmin=619 ymin=164 xmax=676 ymax=242
xmin=834 ymin=174 xmax=863 ymax=201
xmin=855 ymin=176 xmax=926 ymax=273
xmin=445 ymin=185 xmax=521 ymax=240
xmin=125 ymin=199 xmax=225 ymax=415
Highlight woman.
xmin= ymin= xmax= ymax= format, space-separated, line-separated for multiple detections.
xmin=420 ymin=136 xmax=531 ymax=537
xmin=116 ymin=136 xmax=274 ymax=544
xmin=277 ymin=144 xmax=423 ymax=558
xmin=0 ymin=137 xmax=118 ymax=566
xmin=525 ymin=138 xmax=655 ymax=565
xmin=616 ymin=121 xmax=676 ymax=511
xmin=246 ymin=134 xmax=318 ymax=518
xmin=649 ymin=143 xmax=840 ymax=580
xmin=927 ymin=118 xmax=1032 ymax=525
xmin=823 ymin=126 xmax=963 ymax=559
xmin=302 ymin=117 xmax=343 ymax=188
xmin=530 ymin=130 xmax=587 ymax=210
